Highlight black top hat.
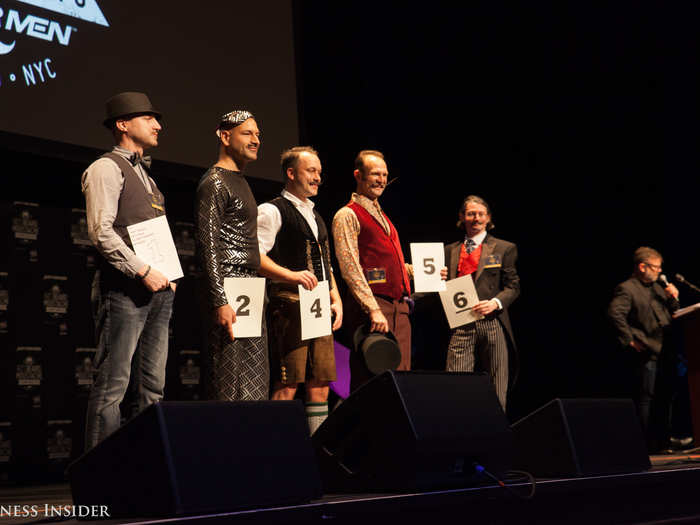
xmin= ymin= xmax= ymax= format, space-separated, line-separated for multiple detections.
xmin=353 ymin=324 xmax=402 ymax=375
xmin=103 ymin=92 xmax=162 ymax=128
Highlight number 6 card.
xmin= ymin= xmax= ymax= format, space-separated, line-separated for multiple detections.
xmin=410 ymin=242 xmax=446 ymax=293
xmin=223 ymin=277 xmax=266 ymax=338
xmin=298 ymin=280 xmax=332 ymax=341
xmin=439 ymin=274 xmax=483 ymax=328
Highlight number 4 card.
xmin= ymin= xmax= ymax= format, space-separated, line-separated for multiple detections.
xmin=410 ymin=242 xmax=446 ymax=293
xmin=298 ymin=280 xmax=332 ymax=341
xmin=439 ymin=274 xmax=484 ymax=328
xmin=223 ymin=277 xmax=266 ymax=338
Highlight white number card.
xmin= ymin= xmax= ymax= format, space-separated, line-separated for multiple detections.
xmin=298 ymin=280 xmax=332 ymax=341
xmin=223 ymin=277 xmax=266 ymax=338
xmin=410 ymin=242 xmax=446 ymax=293
xmin=127 ymin=215 xmax=184 ymax=281
xmin=439 ymin=274 xmax=483 ymax=328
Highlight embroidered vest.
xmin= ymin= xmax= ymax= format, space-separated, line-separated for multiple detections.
xmin=268 ymin=196 xmax=331 ymax=282
xmin=347 ymin=201 xmax=410 ymax=300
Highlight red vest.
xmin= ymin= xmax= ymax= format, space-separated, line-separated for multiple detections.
xmin=347 ymin=202 xmax=411 ymax=299
xmin=457 ymin=243 xmax=482 ymax=277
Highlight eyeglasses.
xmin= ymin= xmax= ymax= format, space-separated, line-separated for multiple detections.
xmin=644 ymin=262 xmax=662 ymax=271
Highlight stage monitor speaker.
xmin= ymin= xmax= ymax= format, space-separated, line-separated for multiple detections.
xmin=312 ymin=370 xmax=513 ymax=492
xmin=510 ymin=398 xmax=651 ymax=477
xmin=68 ymin=401 xmax=322 ymax=517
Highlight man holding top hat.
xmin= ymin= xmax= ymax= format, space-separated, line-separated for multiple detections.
xmin=195 ymin=110 xmax=269 ymax=401
xmin=82 ymin=92 xmax=175 ymax=450
xmin=332 ymin=150 xmax=414 ymax=392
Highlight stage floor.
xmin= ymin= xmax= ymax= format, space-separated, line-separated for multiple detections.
xmin=3 ymin=455 xmax=700 ymax=525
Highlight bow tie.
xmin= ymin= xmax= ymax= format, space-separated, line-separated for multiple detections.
xmin=129 ymin=153 xmax=152 ymax=169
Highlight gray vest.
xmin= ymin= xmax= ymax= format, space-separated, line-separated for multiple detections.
xmin=102 ymin=152 xmax=166 ymax=248
xmin=97 ymin=152 xmax=166 ymax=296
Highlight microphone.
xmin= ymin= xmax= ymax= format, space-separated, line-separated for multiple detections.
xmin=676 ymin=273 xmax=700 ymax=293
xmin=659 ymin=274 xmax=680 ymax=301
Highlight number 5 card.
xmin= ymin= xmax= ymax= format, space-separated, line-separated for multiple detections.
xmin=223 ymin=277 xmax=266 ymax=338
xmin=298 ymin=280 xmax=332 ymax=341
xmin=438 ymin=274 xmax=484 ymax=328
xmin=410 ymin=242 xmax=446 ymax=293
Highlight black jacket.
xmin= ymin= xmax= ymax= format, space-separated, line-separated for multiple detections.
xmin=608 ymin=276 xmax=680 ymax=354
xmin=445 ymin=234 xmax=520 ymax=346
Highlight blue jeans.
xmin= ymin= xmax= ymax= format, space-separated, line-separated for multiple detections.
xmin=85 ymin=281 xmax=174 ymax=450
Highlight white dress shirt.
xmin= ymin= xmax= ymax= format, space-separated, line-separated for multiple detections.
xmin=466 ymin=230 xmax=488 ymax=248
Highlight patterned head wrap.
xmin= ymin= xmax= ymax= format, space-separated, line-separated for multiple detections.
xmin=215 ymin=110 xmax=254 ymax=136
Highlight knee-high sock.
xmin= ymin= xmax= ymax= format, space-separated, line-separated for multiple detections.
xmin=305 ymin=402 xmax=328 ymax=435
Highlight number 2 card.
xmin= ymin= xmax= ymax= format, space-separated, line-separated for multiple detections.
xmin=223 ymin=277 xmax=266 ymax=338
xmin=410 ymin=242 xmax=446 ymax=293
xmin=298 ymin=280 xmax=332 ymax=341
xmin=439 ymin=274 xmax=483 ymax=328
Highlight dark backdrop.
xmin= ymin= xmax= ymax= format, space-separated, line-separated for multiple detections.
xmin=293 ymin=3 xmax=700 ymax=419
xmin=2 ymin=3 xmax=700 ymax=425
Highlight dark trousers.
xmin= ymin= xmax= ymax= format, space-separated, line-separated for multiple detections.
xmin=633 ymin=347 xmax=675 ymax=453
xmin=344 ymin=294 xmax=411 ymax=393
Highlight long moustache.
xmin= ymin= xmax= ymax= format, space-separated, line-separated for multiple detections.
xmin=368 ymin=177 xmax=399 ymax=190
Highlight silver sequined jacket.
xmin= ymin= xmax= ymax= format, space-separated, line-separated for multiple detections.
xmin=195 ymin=167 xmax=260 ymax=309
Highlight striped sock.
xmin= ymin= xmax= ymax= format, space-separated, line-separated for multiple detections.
xmin=305 ymin=402 xmax=328 ymax=435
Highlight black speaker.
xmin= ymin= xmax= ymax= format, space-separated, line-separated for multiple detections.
xmin=312 ymin=370 xmax=513 ymax=492
xmin=511 ymin=398 xmax=651 ymax=477
xmin=68 ymin=401 xmax=322 ymax=516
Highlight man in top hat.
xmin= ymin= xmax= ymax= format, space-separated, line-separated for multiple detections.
xmin=82 ymin=92 xmax=175 ymax=450
xmin=257 ymin=146 xmax=342 ymax=433
xmin=444 ymin=195 xmax=519 ymax=411
xmin=195 ymin=110 xmax=269 ymax=400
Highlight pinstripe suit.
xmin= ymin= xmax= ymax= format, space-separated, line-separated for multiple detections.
xmin=445 ymin=235 xmax=519 ymax=409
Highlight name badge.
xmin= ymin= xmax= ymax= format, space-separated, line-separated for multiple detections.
xmin=366 ymin=268 xmax=387 ymax=284
xmin=151 ymin=193 xmax=165 ymax=212
xmin=483 ymin=254 xmax=502 ymax=269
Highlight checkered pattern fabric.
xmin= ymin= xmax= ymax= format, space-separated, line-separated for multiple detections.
xmin=207 ymin=325 xmax=269 ymax=400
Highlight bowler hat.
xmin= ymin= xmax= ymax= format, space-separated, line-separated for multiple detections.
xmin=353 ymin=324 xmax=401 ymax=375
xmin=103 ymin=92 xmax=161 ymax=128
